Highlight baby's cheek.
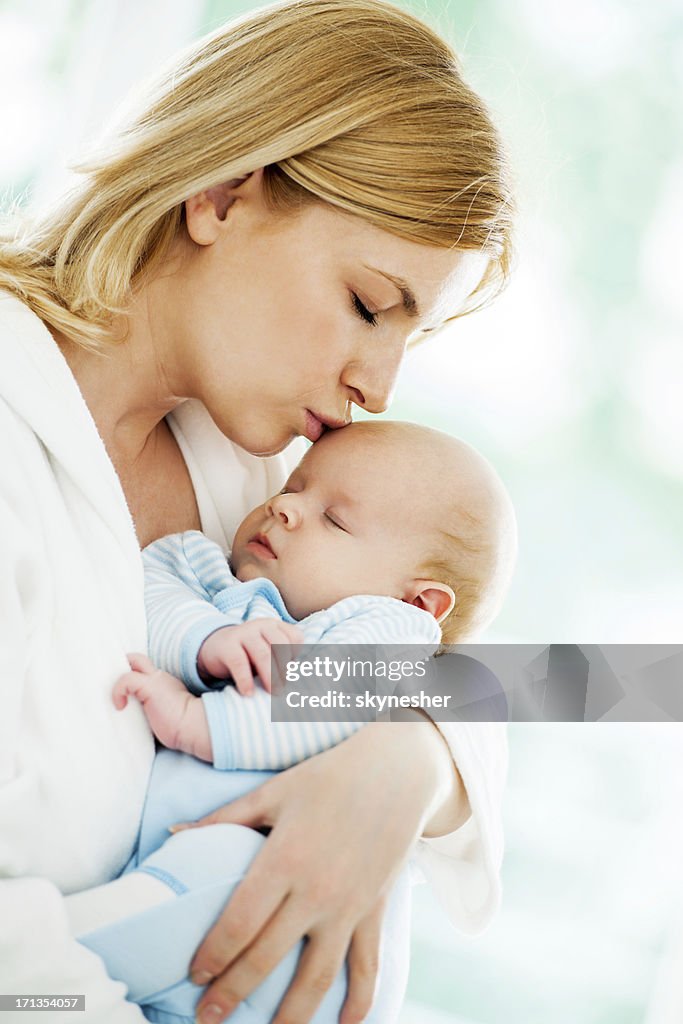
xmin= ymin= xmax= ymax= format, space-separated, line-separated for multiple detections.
xmin=299 ymin=579 xmax=342 ymax=618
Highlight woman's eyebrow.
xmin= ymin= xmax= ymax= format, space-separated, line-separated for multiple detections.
xmin=363 ymin=265 xmax=420 ymax=319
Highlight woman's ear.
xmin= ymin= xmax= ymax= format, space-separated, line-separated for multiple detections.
xmin=185 ymin=168 xmax=265 ymax=244
xmin=403 ymin=580 xmax=455 ymax=623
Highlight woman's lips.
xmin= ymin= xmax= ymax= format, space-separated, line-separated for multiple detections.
xmin=246 ymin=533 xmax=276 ymax=559
xmin=304 ymin=409 xmax=325 ymax=443
xmin=303 ymin=410 xmax=349 ymax=443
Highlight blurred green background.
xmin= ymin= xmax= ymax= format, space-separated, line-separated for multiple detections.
xmin=2 ymin=1 xmax=682 ymax=1020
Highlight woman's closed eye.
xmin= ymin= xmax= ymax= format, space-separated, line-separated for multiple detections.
xmin=350 ymin=292 xmax=378 ymax=328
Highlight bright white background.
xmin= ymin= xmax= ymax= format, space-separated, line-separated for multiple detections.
xmin=2 ymin=1 xmax=682 ymax=1020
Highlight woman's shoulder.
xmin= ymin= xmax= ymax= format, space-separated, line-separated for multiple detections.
xmin=0 ymin=290 xmax=83 ymax=417
xmin=0 ymin=290 xmax=139 ymax=555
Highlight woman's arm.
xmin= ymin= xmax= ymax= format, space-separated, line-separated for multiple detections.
xmin=172 ymin=718 xmax=468 ymax=1024
xmin=416 ymin=719 xmax=508 ymax=931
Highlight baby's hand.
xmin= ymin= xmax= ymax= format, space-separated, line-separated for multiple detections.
xmin=113 ymin=654 xmax=211 ymax=760
xmin=197 ymin=618 xmax=304 ymax=695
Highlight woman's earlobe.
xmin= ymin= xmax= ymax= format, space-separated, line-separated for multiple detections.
xmin=184 ymin=192 xmax=223 ymax=245
xmin=185 ymin=169 xmax=265 ymax=244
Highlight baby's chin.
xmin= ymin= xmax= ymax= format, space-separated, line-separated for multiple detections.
xmin=233 ymin=559 xmax=275 ymax=585
xmin=231 ymin=561 xmax=310 ymax=619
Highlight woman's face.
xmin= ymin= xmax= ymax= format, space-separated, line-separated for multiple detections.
xmin=156 ymin=170 xmax=486 ymax=456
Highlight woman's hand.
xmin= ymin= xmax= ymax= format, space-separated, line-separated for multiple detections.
xmin=171 ymin=719 xmax=469 ymax=1024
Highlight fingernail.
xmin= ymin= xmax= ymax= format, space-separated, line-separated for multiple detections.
xmin=196 ymin=1003 xmax=224 ymax=1024
xmin=191 ymin=970 xmax=214 ymax=986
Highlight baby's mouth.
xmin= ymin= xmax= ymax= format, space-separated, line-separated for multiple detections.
xmin=246 ymin=532 xmax=277 ymax=559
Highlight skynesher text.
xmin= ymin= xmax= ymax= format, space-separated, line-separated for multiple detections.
xmin=285 ymin=691 xmax=452 ymax=711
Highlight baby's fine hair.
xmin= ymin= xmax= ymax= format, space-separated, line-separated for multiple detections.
xmin=421 ymin=433 xmax=516 ymax=645
xmin=351 ymin=420 xmax=517 ymax=644
xmin=333 ymin=419 xmax=516 ymax=643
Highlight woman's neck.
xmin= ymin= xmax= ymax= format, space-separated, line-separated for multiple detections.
xmin=50 ymin=291 xmax=185 ymax=467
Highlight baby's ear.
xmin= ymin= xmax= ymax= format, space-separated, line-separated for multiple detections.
xmin=404 ymin=580 xmax=455 ymax=623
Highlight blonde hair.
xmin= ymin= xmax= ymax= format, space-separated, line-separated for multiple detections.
xmin=426 ymin=528 xmax=515 ymax=646
xmin=420 ymin=443 xmax=517 ymax=646
xmin=0 ymin=0 xmax=513 ymax=349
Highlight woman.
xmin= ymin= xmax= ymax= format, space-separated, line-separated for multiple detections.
xmin=0 ymin=1 xmax=513 ymax=1022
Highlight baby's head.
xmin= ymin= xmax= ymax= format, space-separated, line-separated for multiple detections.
xmin=231 ymin=421 xmax=516 ymax=642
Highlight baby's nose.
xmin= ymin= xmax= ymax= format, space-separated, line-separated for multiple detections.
xmin=269 ymin=494 xmax=302 ymax=529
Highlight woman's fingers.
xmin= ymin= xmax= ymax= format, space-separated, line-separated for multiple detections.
xmin=339 ymin=901 xmax=385 ymax=1024
xmin=194 ymin=895 xmax=312 ymax=1022
xmin=191 ymin=871 xmax=290 ymax=991
xmin=170 ymin=782 xmax=271 ymax=833
xmin=177 ymin=728 xmax=427 ymax=1019
xmin=270 ymin=929 xmax=349 ymax=1024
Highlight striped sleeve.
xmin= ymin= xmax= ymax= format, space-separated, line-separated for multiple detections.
xmin=143 ymin=531 xmax=243 ymax=693
xmin=310 ymin=594 xmax=441 ymax=645
xmin=199 ymin=597 xmax=439 ymax=770
xmin=202 ymin=688 xmax=362 ymax=771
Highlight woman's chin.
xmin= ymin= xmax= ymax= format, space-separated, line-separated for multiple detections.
xmin=211 ymin=412 xmax=299 ymax=458
xmin=243 ymin=432 xmax=298 ymax=458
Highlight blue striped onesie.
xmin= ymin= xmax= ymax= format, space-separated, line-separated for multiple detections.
xmin=144 ymin=530 xmax=441 ymax=771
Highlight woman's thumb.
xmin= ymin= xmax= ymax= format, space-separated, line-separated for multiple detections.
xmin=169 ymin=787 xmax=270 ymax=834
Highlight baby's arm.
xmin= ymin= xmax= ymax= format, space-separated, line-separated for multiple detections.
xmin=198 ymin=618 xmax=303 ymax=695
xmin=114 ymin=613 xmax=302 ymax=756
xmin=158 ymin=598 xmax=439 ymax=771
xmin=203 ymin=683 xmax=363 ymax=771
xmin=113 ymin=654 xmax=212 ymax=762
xmin=113 ymin=650 xmax=363 ymax=770
xmin=143 ymin=532 xmax=303 ymax=694
xmin=143 ymin=531 xmax=251 ymax=691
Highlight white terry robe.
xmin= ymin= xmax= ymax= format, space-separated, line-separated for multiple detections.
xmin=0 ymin=291 xmax=506 ymax=1020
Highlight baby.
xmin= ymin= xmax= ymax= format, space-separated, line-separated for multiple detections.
xmin=72 ymin=421 xmax=515 ymax=1024
xmin=113 ymin=419 xmax=517 ymax=769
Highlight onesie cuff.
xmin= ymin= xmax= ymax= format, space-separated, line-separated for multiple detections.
xmin=201 ymin=691 xmax=238 ymax=770
xmin=180 ymin=616 xmax=238 ymax=695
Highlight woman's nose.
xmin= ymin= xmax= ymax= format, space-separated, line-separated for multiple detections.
xmin=341 ymin=334 xmax=406 ymax=414
xmin=266 ymin=494 xmax=302 ymax=529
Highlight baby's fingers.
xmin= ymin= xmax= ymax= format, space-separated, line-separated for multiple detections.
xmin=283 ymin=624 xmax=304 ymax=645
xmin=243 ymin=635 xmax=274 ymax=693
xmin=112 ymin=678 xmax=130 ymax=710
xmin=227 ymin=647 xmax=257 ymax=696
xmin=112 ymin=671 xmax=145 ymax=710
xmin=269 ymin=630 xmax=302 ymax=694
xmin=127 ymin=652 xmax=157 ymax=675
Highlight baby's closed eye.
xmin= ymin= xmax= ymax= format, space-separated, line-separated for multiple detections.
xmin=324 ymin=512 xmax=348 ymax=532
